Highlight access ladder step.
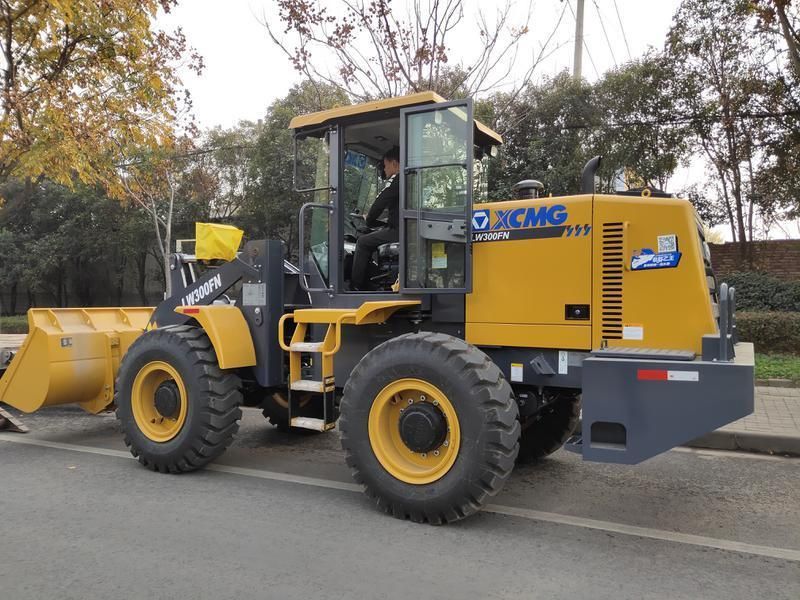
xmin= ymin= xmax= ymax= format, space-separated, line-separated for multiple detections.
xmin=290 ymin=342 xmax=325 ymax=353
xmin=290 ymin=417 xmax=335 ymax=432
xmin=290 ymin=380 xmax=334 ymax=393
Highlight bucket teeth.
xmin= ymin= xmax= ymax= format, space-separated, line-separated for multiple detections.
xmin=0 ymin=405 xmax=29 ymax=433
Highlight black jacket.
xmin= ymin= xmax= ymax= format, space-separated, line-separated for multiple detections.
xmin=366 ymin=174 xmax=399 ymax=230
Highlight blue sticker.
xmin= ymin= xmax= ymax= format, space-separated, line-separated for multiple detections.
xmin=631 ymin=248 xmax=681 ymax=270
xmin=344 ymin=150 xmax=367 ymax=169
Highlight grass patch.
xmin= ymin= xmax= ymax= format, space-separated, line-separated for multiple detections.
xmin=0 ymin=315 xmax=28 ymax=334
xmin=755 ymin=353 xmax=800 ymax=382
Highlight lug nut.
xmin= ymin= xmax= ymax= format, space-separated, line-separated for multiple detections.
xmin=433 ymin=450 xmax=440 ymax=456
xmin=420 ymin=394 xmax=427 ymax=402
xmin=407 ymin=398 xmax=413 ymax=405
xmin=432 ymin=400 xmax=439 ymax=406
xmin=443 ymin=440 xmax=449 ymax=446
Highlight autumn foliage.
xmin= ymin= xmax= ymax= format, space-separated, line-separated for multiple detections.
xmin=0 ymin=0 xmax=201 ymax=188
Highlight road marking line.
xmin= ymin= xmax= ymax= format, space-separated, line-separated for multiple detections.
xmin=669 ymin=445 xmax=798 ymax=462
xmin=2 ymin=433 xmax=799 ymax=562
xmin=483 ymin=504 xmax=800 ymax=562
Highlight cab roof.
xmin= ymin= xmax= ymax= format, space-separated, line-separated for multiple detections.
xmin=288 ymin=91 xmax=503 ymax=146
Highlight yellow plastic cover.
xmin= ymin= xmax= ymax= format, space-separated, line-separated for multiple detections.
xmin=195 ymin=222 xmax=244 ymax=261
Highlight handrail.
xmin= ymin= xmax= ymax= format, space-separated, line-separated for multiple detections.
xmin=719 ymin=282 xmax=729 ymax=362
xmin=728 ymin=285 xmax=737 ymax=345
xmin=277 ymin=313 xmax=295 ymax=352
xmin=278 ymin=311 xmax=355 ymax=357
xmin=324 ymin=312 xmax=356 ymax=357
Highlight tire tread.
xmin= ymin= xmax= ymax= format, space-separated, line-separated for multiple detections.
xmin=339 ymin=331 xmax=520 ymax=524
xmin=115 ymin=326 xmax=242 ymax=473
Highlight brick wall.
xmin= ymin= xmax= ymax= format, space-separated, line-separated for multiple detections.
xmin=709 ymin=240 xmax=800 ymax=280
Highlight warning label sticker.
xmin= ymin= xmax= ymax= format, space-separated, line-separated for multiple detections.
xmin=623 ymin=324 xmax=644 ymax=340
xmin=431 ymin=242 xmax=447 ymax=269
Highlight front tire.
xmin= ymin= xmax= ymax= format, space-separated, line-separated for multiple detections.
xmin=115 ymin=325 xmax=242 ymax=473
xmin=339 ymin=332 xmax=520 ymax=524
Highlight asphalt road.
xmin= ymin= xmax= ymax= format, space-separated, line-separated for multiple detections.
xmin=1 ymin=407 xmax=799 ymax=600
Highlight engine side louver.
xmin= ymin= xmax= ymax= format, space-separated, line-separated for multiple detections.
xmin=601 ymin=222 xmax=625 ymax=340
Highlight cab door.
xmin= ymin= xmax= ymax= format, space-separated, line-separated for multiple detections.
xmin=399 ymin=100 xmax=474 ymax=293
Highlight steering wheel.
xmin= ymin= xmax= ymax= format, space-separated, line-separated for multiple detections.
xmin=348 ymin=212 xmax=371 ymax=234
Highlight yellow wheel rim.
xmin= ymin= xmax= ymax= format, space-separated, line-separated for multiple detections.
xmin=368 ymin=378 xmax=461 ymax=485
xmin=131 ymin=361 xmax=188 ymax=443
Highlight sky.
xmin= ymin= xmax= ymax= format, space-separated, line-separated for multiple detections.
xmin=158 ymin=0 xmax=681 ymax=130
xmin=157 ymin=0 xmax=742 ymax=237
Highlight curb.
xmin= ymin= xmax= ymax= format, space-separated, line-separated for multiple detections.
xmin=574 ymin=418 xmax=800 ymax=457
xmin=755 ymin=379 xmax=799 ymax=388
xmin=686 ymin=430 xmax=800 ymax=457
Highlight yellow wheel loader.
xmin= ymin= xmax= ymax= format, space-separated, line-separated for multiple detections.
xmin=0 ymin=92 xmax=754 ymax=523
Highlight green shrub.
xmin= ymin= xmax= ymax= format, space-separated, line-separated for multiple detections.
xmin=724 ymin=272 xmax=800 ymax=312
xmin=0 ymin=315 xmax=28 ymax=334
xmin=736 ymin=311 xmax=800 ymax=354
xmin=755 ymin=354 xmax=800 ymax=382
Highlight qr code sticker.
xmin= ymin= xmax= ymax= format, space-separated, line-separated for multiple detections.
xmin=657 ymin=234 xmax=677 ymax=253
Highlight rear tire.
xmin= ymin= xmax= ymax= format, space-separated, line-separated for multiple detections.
xmin=516 ymin=391 xmax=580 ymax=463
xmin=261 ymin=390 xmax=309 ymax=430
xmin=339 ymin=332 xmax=520 ymax=524
xmin=115 ymin=326 xmax=242 ymax=473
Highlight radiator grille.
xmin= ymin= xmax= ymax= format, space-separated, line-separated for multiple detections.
xmin=601 ymin=222 xmax=625 ymax=339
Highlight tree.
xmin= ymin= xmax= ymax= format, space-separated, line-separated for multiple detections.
xmin=750 ymin=0 xmax=800 ymax=80
xmin=118 ymin=145 xmax=189 ymax=298
xmin=265 ymin=0 xmax=566 ymax=109
xmin=0 ymin=178 xmax=156 ymax=309
xmin=679 ymin=182 xmax=729 ymax=228
xmin=239 ymin=81 xmax=348 ymax=257
xmin=487 ymin=72 xmax=598 ymax=199
xmin=593 ymin=54 xmax=691 ymax=191
xmin=0 ymin=0 xmax=200 ymax=188
xmin=668 ymin=0 xmax=773 ymax=245
xmin=746 ymin=2 xmax=800 ymax=229
xmin=485 ymin=55 xmax=693 ymax=201
xmin=186 ymin=123 xmax=263 ymax=222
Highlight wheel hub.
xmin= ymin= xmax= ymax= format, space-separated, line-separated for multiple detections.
xmin=398 ymin=402 xmax=448 ymax=453
xmin=154 ymin=381 xmax=180 ymax=419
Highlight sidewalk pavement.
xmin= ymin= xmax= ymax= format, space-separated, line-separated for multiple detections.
xmin=688 ymin=386 xmax=800 ymax=456
xmin=0 ymin=334 xmax=798 ymax=455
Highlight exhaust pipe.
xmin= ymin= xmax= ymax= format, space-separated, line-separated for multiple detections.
xmin=580 ymin=155 xmax=602 ymax=194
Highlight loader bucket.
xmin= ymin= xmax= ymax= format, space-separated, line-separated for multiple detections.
xmin=0 ymin=308 xmax=153 ymax=414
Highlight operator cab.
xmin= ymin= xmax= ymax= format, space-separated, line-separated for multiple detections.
xmin=289 ymin=92 xmax=501 ymax=298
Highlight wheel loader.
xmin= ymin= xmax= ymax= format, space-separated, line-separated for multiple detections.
xmin=0 ymin=92 xmax=754 ymax=524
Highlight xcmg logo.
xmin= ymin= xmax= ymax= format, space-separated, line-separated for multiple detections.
xmin=471 ymin=204 xmax=574 ymax=242
xmin=472 ymin=205 xmax=568 ymax=232
xmin=472 ymin=210 xmax=490 ymax=231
